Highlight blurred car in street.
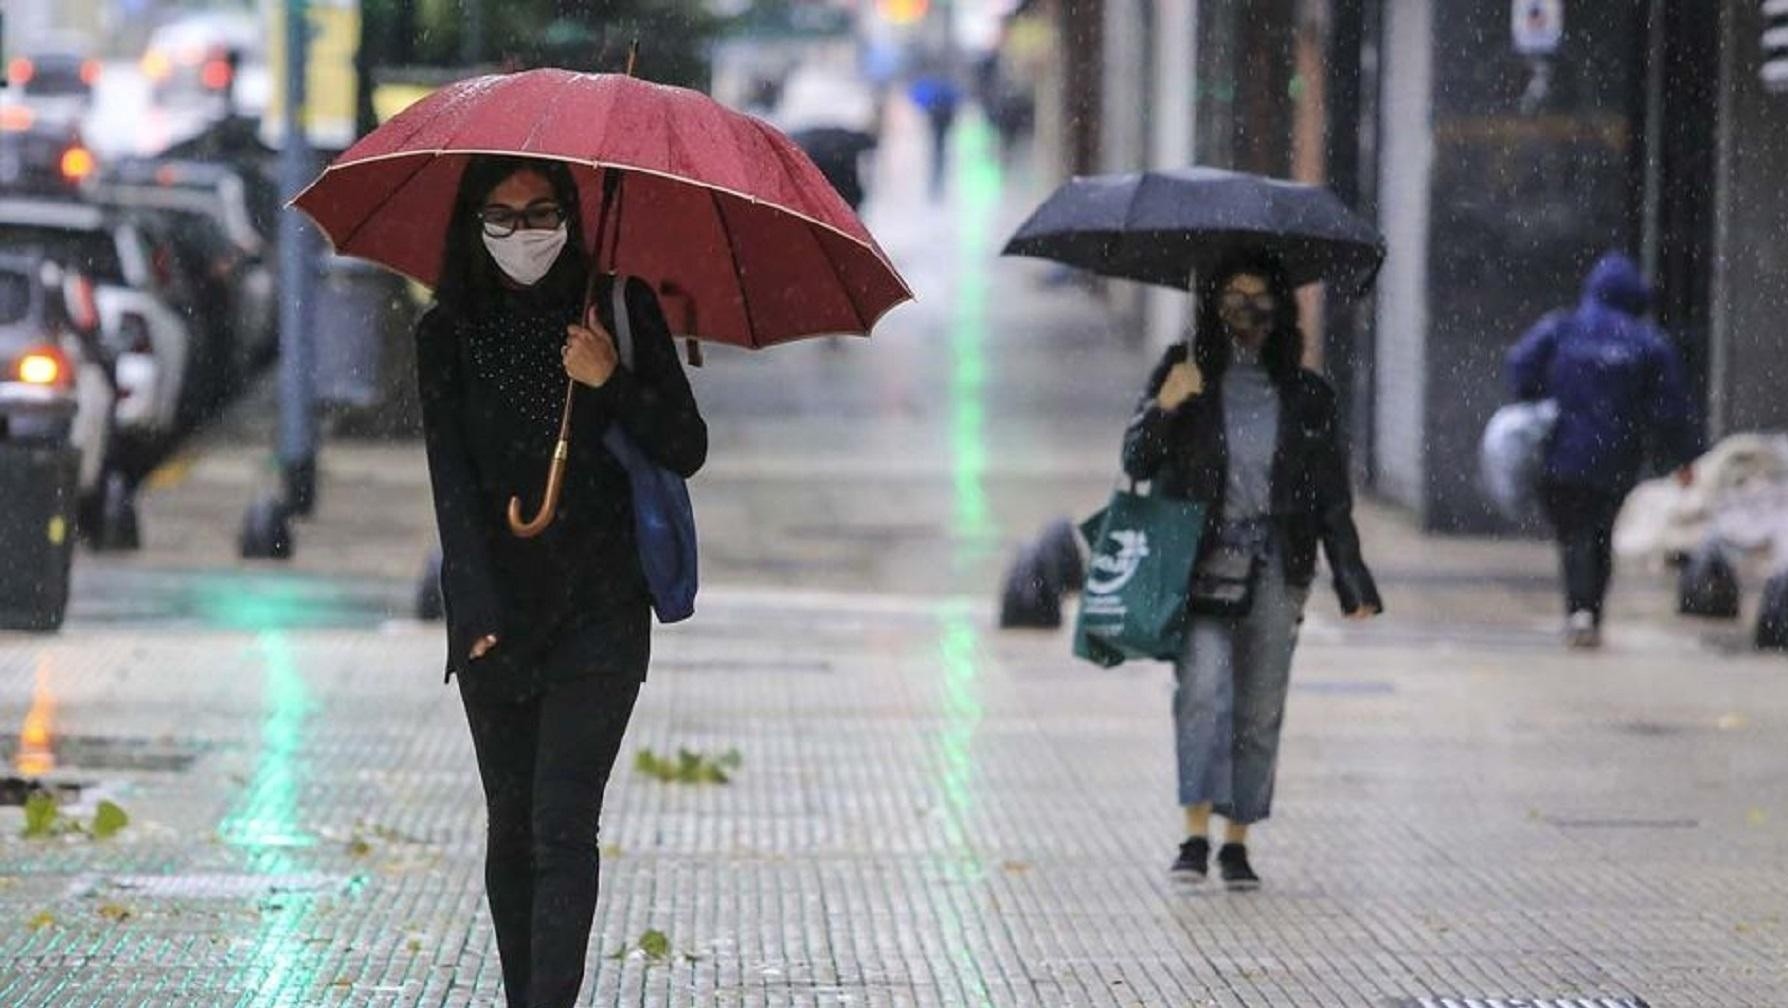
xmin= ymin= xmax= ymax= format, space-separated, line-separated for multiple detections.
xmin=0 ymin=253 xmax=112 ymax=495
xmin=7 ymin=37 xmax=103 ymax=123
xmin=0 ymin=100 xmax=99 ymax=197
xmin=139 ymin=11 xmax=260 ymax=111
xmin=0 ymin=197 xmax=201 ymax=467
xmin=92 ymin=157 xmax=278 ymax=397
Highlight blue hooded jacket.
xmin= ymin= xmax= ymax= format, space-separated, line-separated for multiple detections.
xmin=1505 ymin=252 xmax=1699 ymax=491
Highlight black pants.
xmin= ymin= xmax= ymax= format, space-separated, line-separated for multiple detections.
xmin=1540 ymin=481 xmax=1625 ymax=622
xmin=461 ymin=673 xmax=641 ymax=1008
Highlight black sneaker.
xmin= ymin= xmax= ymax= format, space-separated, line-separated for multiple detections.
xmin=1170 ymin=836 xmax=1210 ymax=881
xmin=1217 ymin=843 xmax=1260 ymax=891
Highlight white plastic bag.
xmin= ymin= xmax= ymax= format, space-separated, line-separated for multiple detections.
xmin=1479 ymin=399 xmax=1559 ymax=522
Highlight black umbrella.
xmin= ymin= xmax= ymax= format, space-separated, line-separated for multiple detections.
xmin=790 ymin=126 xmax=877 ymax=212
xmin=1002 ymin=166 xmax=1384 ymax=293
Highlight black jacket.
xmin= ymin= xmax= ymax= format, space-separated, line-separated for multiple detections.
xmin=417 ymin=276 xmax=707 ymax=697
xmin=1121 ymin=345 xmax=1381 ymax=615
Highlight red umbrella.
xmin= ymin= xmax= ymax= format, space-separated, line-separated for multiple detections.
xmin=292 ymin=68 xmax=911 ymax=348
xmin=292 ymin=68 xmax=912 ymax=536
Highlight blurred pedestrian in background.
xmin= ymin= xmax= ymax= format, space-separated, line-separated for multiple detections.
xmin=1506 ymin=251 xmax=1699 ymax=649
xmin=908 ymin=68 xmax=962 ymax=200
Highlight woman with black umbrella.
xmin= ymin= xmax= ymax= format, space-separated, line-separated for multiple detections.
xmin=417 ymin=155 xmax=707 ymax=1007
xmin=1123 ymin=254 xmax=1380 ymax=889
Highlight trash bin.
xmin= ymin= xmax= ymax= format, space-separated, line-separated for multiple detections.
xmin=0 ymin=443 xmax=79 ymax=631
xmin=314 ymin=253 xmax=422 ymax=438
xmin=314 ymin=253 xmax=410 ymax=410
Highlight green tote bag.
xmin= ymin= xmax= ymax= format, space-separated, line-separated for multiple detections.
xmin=1072 ymin=486 xmax=1206 ymax=668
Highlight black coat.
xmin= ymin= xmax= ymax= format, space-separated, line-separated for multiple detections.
xmin=1121 ymin=345 xmax=1381 ymax=615
xmin=417 ymin=276 xmax=707 ymax=698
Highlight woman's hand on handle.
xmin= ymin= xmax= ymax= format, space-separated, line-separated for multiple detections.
xmin=1156 ymin=362 xmax=1203 ymax=411
xmin=564 ymin=314 xmax=619 ymax=388
xmin=470 ymin=634 xmax=499 ymax=660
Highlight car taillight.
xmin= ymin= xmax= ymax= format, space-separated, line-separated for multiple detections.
xmin=201 ymin=58 xmax=234 ymax=92
xmin=80 ymin=60 xmax=102 ymax=87
xmin=8 ymin=58 xmax=34 ymax=87
xmin=64 ymin=275 xmax=100 ymax=335
xmin=59 ymin=146 xmax=96 ymax=184
xmin=0 ymin=104 xmax=35 ymax=133
xmin=16 ymin=348 xmax=69 ymax=387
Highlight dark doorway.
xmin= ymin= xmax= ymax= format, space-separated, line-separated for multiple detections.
xmin=1644 ymin=0 xmax=1719 ymax=424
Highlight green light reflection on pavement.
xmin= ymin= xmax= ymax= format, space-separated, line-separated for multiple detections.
xmin=218 ymin=631 xmax=323 ymax=1003
xmin=930 ymin=117 xmax=1002 ymax=1005
xmin=192 ymin=574 xmax=333 ymax=631
xmin=936 ymin=602 xmax=993 ymax=1006
xmin=950 ymin=115 xmax=1002 ymax=555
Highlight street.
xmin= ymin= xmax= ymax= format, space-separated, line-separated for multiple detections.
xmin=0 ymin=101 xmax=1784 ymax=1007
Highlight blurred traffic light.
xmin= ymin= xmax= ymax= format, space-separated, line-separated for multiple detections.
xmin=879 ymin=0 xmax=930 ymax=26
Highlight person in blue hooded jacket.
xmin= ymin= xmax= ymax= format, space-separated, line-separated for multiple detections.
xmin=1506 ymin=251 xmax=1699 ymax=648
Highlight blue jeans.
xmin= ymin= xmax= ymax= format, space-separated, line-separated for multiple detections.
xmin=1172 ymin=549 xmax=1309 ymax=825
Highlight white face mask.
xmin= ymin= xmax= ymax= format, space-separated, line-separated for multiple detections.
xmin=482 ymin=223 xmax=568 ymax=287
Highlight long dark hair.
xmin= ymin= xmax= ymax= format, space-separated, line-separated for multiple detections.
xmin=435 ymin=155 xmax=591 ymax=319
xmin=1192 ymin=253 xmax=1304 ymax=388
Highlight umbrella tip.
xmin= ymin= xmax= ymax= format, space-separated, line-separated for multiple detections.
xmin=625 ymin=40 xmax=639 ymax=77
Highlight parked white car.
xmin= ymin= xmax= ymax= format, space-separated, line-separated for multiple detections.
xmin=0 ymin=252 xmax=113 ymax=495
xmin=0 ymin=197 xmax=200 ymax=450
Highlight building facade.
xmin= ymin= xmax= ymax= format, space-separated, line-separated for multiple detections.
xmin=1036 ymin=0 xmax=1788 ymax=532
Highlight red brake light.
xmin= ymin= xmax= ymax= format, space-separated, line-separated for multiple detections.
xmin=65 ymin=275 xmax=100 ymax=334
xmin=0 ymin=105 xmax=35 ymax=133
xmin=16 ymin=348 xmax=69 ymax=387
xmin=201 ymin=58 xmax=233 ymax=91
xmin=80 ymin=60 xmax=102 ymax=87
xmin=8 ymin=58 xmax=34 ymax=86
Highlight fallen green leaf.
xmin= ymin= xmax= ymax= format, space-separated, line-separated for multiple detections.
xmin=92 ymin=801 xmax=129 ymax=841
xmin=638 ymin=928 xmax=670 ymax=960
xmin=22 ymin=794 xmax=58 ymax=839
xmin=26 ymin=910 xmax=54 ymax=931
xmin=97 ymin=903 xmax=132 ymax=923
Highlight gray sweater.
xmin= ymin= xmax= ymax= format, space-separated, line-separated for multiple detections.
xmin=1220 ymin=347 xmax=1280 ymax=521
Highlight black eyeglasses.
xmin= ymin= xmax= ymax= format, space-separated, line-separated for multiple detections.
xmin=476 ymin=200 xmax=567 ymax=238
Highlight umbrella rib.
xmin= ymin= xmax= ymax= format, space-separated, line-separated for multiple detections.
xmin=517 ymin=70 xmax=582 ymax=154
xmin=752 ymin=116 xmax=868 ymax=333
xmin=708 ymin=188 xmax=760 ymax=349
xmin=802 ymin=218 xmax=866 ymax=335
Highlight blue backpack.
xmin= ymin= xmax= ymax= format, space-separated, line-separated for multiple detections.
xmin=601 ymin=277 xmax=698 ymax=623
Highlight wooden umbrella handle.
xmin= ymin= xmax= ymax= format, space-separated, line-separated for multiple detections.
xmin=507 ymin=378 xmax=579 ymax=538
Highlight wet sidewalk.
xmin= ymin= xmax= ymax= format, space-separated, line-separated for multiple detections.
xmin=0 ymin=104 xmax=1782 ymax=1006
xmin=2 ymin=583 xmax=1785 ymax=1005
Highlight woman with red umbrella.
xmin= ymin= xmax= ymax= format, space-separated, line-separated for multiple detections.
xmin=294 ymin=67 xmax=909 ymax=1006
xmin=418 ymin=154 xmax=706 ymax=1007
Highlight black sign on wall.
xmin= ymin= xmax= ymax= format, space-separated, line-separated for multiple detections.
xmin=1766 ymin=0 xmax=1788 ymax=93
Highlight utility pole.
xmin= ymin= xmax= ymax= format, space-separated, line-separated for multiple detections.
xmin=277 ymin=0 xmax=318 ymax=518
xmin=244 ymin=0 xmax=318 ymax=558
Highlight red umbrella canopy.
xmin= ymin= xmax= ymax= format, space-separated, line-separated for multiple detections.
xmin=292 ymin=69 xmax=911 ymax=348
